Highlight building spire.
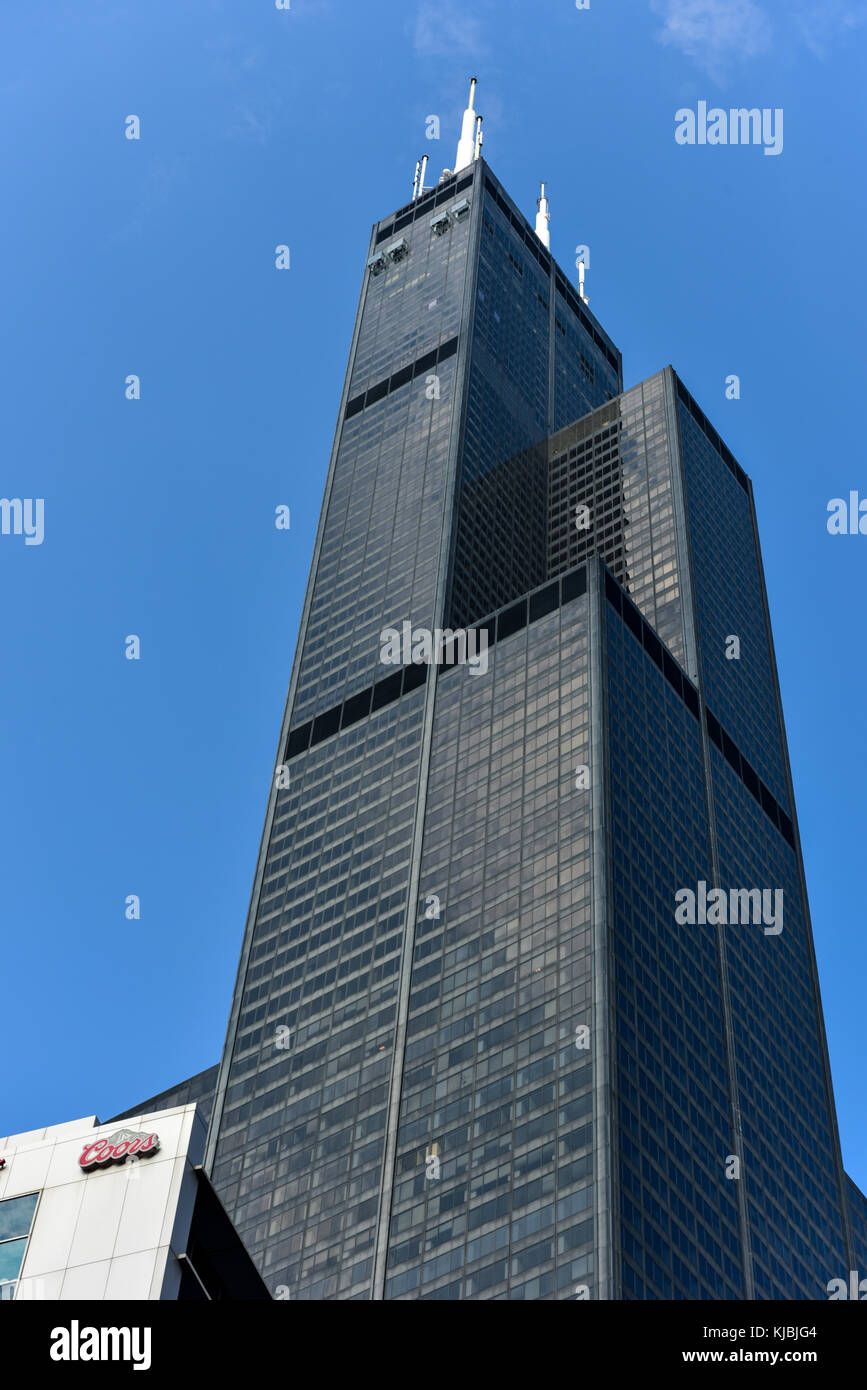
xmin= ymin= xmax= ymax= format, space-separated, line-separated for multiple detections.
xmin=578 ymin=259 xmax=588 ymax=304
xmin=535 ymin=182 xmax=551 ymax=250
xmin=455 ymin=77 xmax=478 ymax=173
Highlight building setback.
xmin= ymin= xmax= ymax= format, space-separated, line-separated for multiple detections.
xmin=200 ymin=86 xmax=864 ymax=1300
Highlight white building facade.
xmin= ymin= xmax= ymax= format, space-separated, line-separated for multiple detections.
xmin=0 ymin=1104 xmax=267 ymax=1300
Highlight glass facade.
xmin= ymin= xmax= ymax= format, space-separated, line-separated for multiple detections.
xmin=845 ymin=1177 xmax=867 ymax=1278
xmin=206 ymin=155 xmax=859 ymax=1301
xmin=292 ymin=354 xmax=462 ymax=722
xmin=384 ymin=588 xmax=597 ymax=1299
xmin=212 ymin=689 xmax=427 ymax=1299
xmin=675 ymin=375 xmax=788 ymax=805
xmin=448 ymin=170 xmax=621 ymax=630
xmin=548 ymin=372 xmax=687 ymax=669
xmin=0 ymin=1193 xmax=38 ymax=1300
xmin=604 ymin=581 xmax=744 ymax=1300
xmin=711 ymin=751 xmax=848 ymax=1297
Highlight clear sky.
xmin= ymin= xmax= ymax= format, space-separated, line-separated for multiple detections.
xmin=2 ymin=0 xmax=865 ymax=1190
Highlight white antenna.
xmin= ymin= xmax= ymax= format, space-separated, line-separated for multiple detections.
xmin=535 ymin=182 xmax=551 ymax=250
xmin=578 ymin=259 xmax=589 ymax=304
xmin=455 ymin=77 xmax=478 ymax=173
xmin=412 ymin=160 xmax=421 ymax=200
xmin=473 ymin=114 xmax=483 ymax=161
xmin=419 ymin=154 xmax=429 ymax=194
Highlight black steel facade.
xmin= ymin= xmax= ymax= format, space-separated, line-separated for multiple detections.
xmin=205 ymin=158 xmax=862 ymax=1300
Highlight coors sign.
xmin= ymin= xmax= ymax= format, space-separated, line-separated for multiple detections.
xmin=78 ymin=1127 xmax=160 ymax=1171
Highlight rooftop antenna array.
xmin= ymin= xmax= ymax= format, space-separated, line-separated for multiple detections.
xmin=410 ymin=78 xmax=593 ymax=311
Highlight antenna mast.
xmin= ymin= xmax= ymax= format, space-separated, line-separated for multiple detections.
xmin=535 ymin=182 xmax=551 ymax=250
xmin=578 ymin=260 xmax=589 ymax=304
xmin=455 ymin=77 xmax=478 ymax=173
xmin=474 ymin=114 xmax=484 ymax=161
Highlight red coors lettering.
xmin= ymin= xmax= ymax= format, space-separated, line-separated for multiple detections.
xmin=79 ymin=1140 xmax=112 ymax=1170
xmin=79 ymin=1128 xmax=160 ymax=1170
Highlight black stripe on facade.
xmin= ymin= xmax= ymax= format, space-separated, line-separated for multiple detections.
xmin=345 ymin=337 xmax=459 ymax=419
xmin=604 ymin=569 xmax=794 ymax=847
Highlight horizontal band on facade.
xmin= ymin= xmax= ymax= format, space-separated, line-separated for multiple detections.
xmin=344 ymin=337 xmax=459 ymax=420
xmin=375 ymin=172 xmax=475 ymax=244
xmin=285 ymin=660 xmax=429 ymax=760
xmin=283 ymin=565 xmax=591 ymax=763
xmin=603 ymin=569 xmax=794 ymax=848
xmin=675 ymin=374 xmax=749 ymax=493
xmin=283 ymin=561 xmax=793 ymax=853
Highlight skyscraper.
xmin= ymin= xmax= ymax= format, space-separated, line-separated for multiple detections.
xmin=203 ymin=84 xmax=862 ymax=1300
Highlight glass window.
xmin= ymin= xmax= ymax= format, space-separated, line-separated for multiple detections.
xmin=0 ymin=1238 xmax=28 ymax=1283
xmin=0 ymin=1193 xmax=38 ymax=1241
xmin=0 ymin=1192 xmax=39 ymax=1297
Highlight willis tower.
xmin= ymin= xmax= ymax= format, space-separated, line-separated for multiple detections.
xmin=198 ymin=82 xmax=866 ymax=1300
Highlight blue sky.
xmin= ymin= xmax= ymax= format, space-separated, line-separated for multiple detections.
xmin=2 ymin=0 xmax=865 ymax=1189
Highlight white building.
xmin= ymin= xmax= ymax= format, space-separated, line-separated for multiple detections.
xmin=0 ymin=1104 xmax=267 ymax=1300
